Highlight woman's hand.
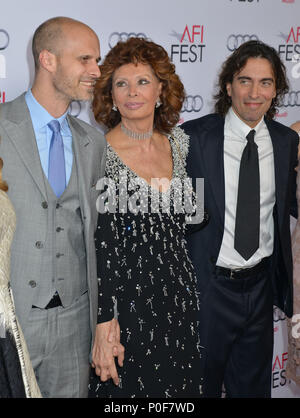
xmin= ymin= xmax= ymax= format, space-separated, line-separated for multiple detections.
xmin=91 ymin=319 xmax=125 ymax=385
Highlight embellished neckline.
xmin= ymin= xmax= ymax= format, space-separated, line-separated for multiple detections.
xmin=105 ymin=126 xmax=190 ymax=196
xmin=106 ymin=136 xmax=177 ymax=194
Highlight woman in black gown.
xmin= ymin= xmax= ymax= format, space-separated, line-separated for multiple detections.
xmin=88 ymin=37 xmax=206 ymax=398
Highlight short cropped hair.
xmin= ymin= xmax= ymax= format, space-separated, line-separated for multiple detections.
xmin=214 ymin=40 xmax=289 ymax=120
xmin=32 ymin=17 xmax=66 ymax=70
xmin=32 ymin=17 xmax=88 ymax=70
xmin=92 ymin=37 xmax=185 ymax=134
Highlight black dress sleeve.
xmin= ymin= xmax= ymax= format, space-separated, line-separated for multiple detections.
xmin=185 ymin=209 xmax=209 ymax=236
xmin=95 ymin=211 xmax=121 ymax=324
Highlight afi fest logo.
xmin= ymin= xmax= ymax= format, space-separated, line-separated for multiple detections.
xmin=272 ymin=352 xmax=289 ymax=389
xmin=170 ymin=25 xmax=205 ymax=63
xmin=0 ymin=91 xmax=5 ymax=103
xmin=0 ymin=29 xmax=9 ymax=79
xmin=278 ymin=26 xmax=300 ymax=79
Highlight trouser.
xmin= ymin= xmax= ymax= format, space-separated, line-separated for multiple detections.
xmin=24 ymin=291 xmax=91 ymax=398
xmin=199 ymin=260 xmax=274 ymax=398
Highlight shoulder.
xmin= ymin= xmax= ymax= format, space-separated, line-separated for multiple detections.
xmin=266 ymin=119 xmax=299 ymax=143
xmin=67 ymin=114 xmax=100 ymax=134
xmin=170 ymin=126 xmax=190 ymax=159
xmin=67 ymin=115 xmax=106 ymax=144
xmin=0 ymin=93 xmax=27 ymax=122
xmin=290 ymin=121 xmax=300 ymax=135
xmin=169 ymin=126 xmax=190 ymax=174
xmin=266 ymin=118 xmax=295 ymax=133
xmin=266 ymin=120 xmax=299 ymax=162
xmin=170 ymin=126 xmax=190 ymax=156
xmin=180 ymin=113 xmax=224 ymax=135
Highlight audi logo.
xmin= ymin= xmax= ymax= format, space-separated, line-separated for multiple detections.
xmin=182 ymin=95 xmax=203 ymax=113
xmin=281 ymin=91 xmax=300 ymax=107
xmin=0 ymin=29 xmax=9 ymax=51
xmin=108 ymin=32 xmax=147 ymax=49
xmin=68 ymin=101 xmax=82 ymax=118
xmin=226 ymin=34 xmax=259 ymax=51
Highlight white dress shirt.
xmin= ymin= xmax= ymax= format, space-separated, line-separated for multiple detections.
xmin=216 ymin=107 xmax=276 ymax=269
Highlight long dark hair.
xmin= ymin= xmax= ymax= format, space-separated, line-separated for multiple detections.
xmin=214 ymin=40 xmax=289 ymax=120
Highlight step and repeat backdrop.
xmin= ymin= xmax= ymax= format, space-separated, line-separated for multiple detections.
xmin=0 ymin=0 xmax=300 ymax=398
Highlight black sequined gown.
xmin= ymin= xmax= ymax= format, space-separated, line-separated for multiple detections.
xmin=89 ymin=127 xmax=204 ymax=398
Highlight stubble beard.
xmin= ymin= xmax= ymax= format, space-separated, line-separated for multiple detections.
xmin=52 ymin=73 xmax=94 ymax=105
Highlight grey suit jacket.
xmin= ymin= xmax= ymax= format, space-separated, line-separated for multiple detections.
xmin=0 ymin=93 xmax=106 ymax=341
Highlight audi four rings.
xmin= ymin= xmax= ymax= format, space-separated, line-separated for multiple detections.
xmin=282 ymin=91 xmax=300 ymax=107
xmin=69 ymin=101 xmax=82 ymax=118
xmin=226 ymin=34 xmax=259 ymax=51
xmin=182 ymin=95 xmax=203 ymax=113
xmin=108 ymin=32 xmax=147 ymax=49
xmin=0 ymin=29 xmax=9 ymax=50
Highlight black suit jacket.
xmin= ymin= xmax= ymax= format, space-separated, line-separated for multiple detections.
xmin=182 ymin=113 xmax=298 ymax=318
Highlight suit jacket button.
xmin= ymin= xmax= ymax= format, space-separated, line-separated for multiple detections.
xmin=35 ymin=241 xmax=43 ymax=249
xmin=41 ymin=201 xmax=48 ymax=209
xmin=28 ymin=280 xmax=37 ymax=288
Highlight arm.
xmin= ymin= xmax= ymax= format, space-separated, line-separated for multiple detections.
xmin=91 ymin=211 xmax=125 ymax=385
xmin=290 ymin=121 xmax=300 ymax=160
xmin=92 ymin=319 xmax=124 ymax=385
xmin=290 ymin=121 xmax=300 ymax=135
xmin=289 ymin=126 xmax=300 ymax=219
xmin=185 ymin=210 xmax=209 ymax=235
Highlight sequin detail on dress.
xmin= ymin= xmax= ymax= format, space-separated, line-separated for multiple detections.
xmin=88 ymin=127 xmax=204 ymax=398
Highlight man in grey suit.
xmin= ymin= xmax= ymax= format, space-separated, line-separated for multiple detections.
xmin=0 ymin=17 xmax=111 ymax=397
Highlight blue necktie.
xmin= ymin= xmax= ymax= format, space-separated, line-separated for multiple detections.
xmin=48 ymin=120 xmax=66 ymax=197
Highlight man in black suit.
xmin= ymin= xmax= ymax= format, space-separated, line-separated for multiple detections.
xmin=182 ymin=41 xmax=298 ymax=398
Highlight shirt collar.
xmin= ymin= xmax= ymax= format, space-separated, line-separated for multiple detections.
xmin=25 ymin=89 xmax=69 ymax=133
xmin=226 ymin=107 xmax=265 ymax=140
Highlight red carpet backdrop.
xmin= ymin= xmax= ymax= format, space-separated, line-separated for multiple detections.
xmin=0 ymin=0 xmax=300 ymax=398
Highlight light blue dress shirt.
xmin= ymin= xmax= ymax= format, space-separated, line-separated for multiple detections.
xmin=25 ymin=89 xmax=73 ymax=186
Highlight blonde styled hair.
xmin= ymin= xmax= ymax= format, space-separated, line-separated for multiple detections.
xmin=0 ymin=158 xmax=8 ymax=192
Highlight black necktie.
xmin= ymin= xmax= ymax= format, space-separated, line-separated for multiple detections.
xmin=234 ymin=129 xmax=260 ymax=260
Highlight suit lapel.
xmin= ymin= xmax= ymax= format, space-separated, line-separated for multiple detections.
xmin=201 ymin=118 xmax=225 ymax=225
xmin=266 ymin=119 xmax=290 ymax=228
xmin=204 ymin=117 xmax=290 ymax=230
xmin=68 ymin=115 xmax=92 ymax=220
xmin=1 ymin=94 xmax=47 ymax=198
